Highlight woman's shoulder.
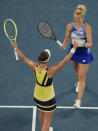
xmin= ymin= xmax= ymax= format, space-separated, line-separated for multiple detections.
xmin=46 ymin=67 xmax=53 ymax=78
xmin=85 ymin=23 xmax=91 ymax=27
xmin=66 ymin=22 xmax=73 ymax=31
xmin=85 ymin=23 xmax=92 ymax=30
xmin=33 ymin=64 xmax=38 ymax=70
xmin=67 ymin=22 xmax=73 ymax=27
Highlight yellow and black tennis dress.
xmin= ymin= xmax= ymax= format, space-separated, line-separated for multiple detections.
xmin=34 ymin=66 xmax=56 ymax=112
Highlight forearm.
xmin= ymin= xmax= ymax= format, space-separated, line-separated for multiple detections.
xmin=50 ymin=48 xmax=76 ymax=74
xmin=56 ymin=53 xmax=73 ymax=69
xmin=63 ymin=38 xmax=69 ymax=47
xmin=11 ymin=42 xmax=37 ymax=69
xmin=15 ymin=48 xmax=26 ymax=61
xmin=63 ymin=48 xmax=75 ymax=64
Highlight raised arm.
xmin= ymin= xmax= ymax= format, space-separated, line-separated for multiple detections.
xmin=85 ymin=23 xmax=92 ymax=48
xmin=60 ymin=23 xmax=73 ymax=50
xmin=48 ymin=41 xmax=78 ymax=75
xmin=11 ymin=42 xmax=37 ymax=69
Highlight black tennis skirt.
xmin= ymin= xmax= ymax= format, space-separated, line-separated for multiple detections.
xmin=34 ymin=97 xmax=56 ymax=112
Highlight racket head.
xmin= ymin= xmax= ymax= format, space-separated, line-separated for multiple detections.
xmin=37 ymin=20 xmax=57 ymax=41
xmin=4 ymin=19 xmax=17 ymax=42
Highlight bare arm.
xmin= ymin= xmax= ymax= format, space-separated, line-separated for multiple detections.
xmin=11 ymin=42 xmax=37 ymax=69
xmin=85 ymin=23 xmax=92 ymax=48
xmin=48 ymin=41 xmax=78 ymax=75
xmin=61 ymin=23 xmax=73 ymax=50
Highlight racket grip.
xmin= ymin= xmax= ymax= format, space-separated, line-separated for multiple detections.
xmin=14 ymin=49 xmax=19 ymax=60
xmin=56 ymin=40 xmax=62 ymax=46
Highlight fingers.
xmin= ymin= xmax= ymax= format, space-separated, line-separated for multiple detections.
xmin=60 ymin=45 xmax=66 ymax=50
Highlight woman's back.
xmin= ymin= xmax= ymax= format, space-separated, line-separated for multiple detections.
xmin=34 ymin=66 xmax=55 ymax=101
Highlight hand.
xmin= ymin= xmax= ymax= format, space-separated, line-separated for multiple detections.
xmin=73 ymin=41 xmax=78 ymax=50
xmin=60 ymin=44 xmax=66 ymax=50
xmin=85 ymin=43 xmax=91 ymax=48
xmin=11 ymin=42 xmax=18 ymax=49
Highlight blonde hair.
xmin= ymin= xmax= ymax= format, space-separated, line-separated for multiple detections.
xmin=74 ymin=5 xmax=87 ymax=18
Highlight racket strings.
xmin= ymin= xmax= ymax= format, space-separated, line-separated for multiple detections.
xmin=5 ymin=21 xmax=16 ymax=39
xmin=41 ymin=24 xmax=49 ymax=34
xmin=38 ymin=21 xmax=53 ymax=38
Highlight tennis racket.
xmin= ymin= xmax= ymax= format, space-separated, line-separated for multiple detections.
xmin=4 ymin=19 xmax=19 ymax=60
xmin=37 ymin=20 xmax=62 ymax=46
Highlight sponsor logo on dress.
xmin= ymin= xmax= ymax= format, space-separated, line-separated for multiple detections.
xmin=80 ymin=32 xmax=83 ymax=34
xmin=82 ymin=60 xmax=86 ymax=62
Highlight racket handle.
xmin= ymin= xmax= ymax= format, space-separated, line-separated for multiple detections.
xmin=14 ymin=49 xmax=19 ymax=60
xmin=56 ymin=40 xmax=62 ymax=46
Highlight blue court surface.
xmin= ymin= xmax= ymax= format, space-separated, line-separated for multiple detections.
xmin=0 ymin=0 xmax=98 ymax=131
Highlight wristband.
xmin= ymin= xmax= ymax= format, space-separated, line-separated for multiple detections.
xmin=70 ymin=48 xmax=75 ymax=53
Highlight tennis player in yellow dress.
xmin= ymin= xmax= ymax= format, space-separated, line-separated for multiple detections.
xmin=11 ymin=42 xmax=77 ymax=131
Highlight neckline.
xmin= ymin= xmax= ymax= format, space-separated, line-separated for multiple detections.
xmin=73 ymin=23 xmax=84 ymax=31
xmin=37 ymin=66 xmax=48 ymax=72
